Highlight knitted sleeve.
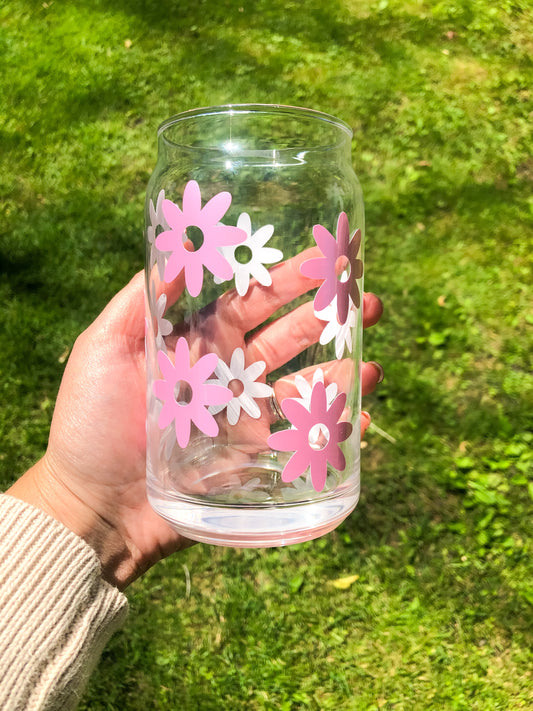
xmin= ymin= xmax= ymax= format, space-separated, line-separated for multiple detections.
xmin=0 ymin=494 xmax=129 ymax=711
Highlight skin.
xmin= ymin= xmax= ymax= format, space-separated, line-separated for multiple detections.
xmin=8 ymin=261 xmax=383 ymax=591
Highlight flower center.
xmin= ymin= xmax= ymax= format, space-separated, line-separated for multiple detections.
xmin=184 ymin=225 xmax=205 ymax=252
xmin=335 ymin=255 xmax=351 ymax=283
xmin=174 ymin=380 xmax=193 ymax=406
xmin=227 ymin=378 xmax=245 ymax=397
xmin=234 ymin=244 xmax=253 ymax=265
xmin=308 ymin=423 xmax=331 ymax=451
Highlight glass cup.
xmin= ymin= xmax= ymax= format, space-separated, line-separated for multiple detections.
xmin=145 ymin=104 xmax=364 ymax=547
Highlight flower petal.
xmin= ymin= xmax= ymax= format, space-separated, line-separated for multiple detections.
xmin=282 ymin=448 xmax=312 ymax=482
xmin=249 ymin=262 xmax=272 ymax=288
xmin=199 ymin=381 xmax=233 ymax=406
xmin=280 ymin=397 xmax=313 ymax=428
xmin=267 ymin=427 xmax=301 ymax=453
xmin=313 ymin=223 xmax=337 ymax=259
xmin=249 ymin=224 xmax=274 ymax=247
xmin=234 ymin=266 xmax=251 ymax=296
xmin=161 ymin=198 xmax=184 ymax=229
xmin=336 ymin=212 xmax=350 ymax=253
xmin=246 ymin=381 xmax=272 ymax=398
xmin=182 ymin=180 xmax=202 ymax=217
xmin=191 ymin=351 xmax=220 ymax=383
xmin=300 ymin=256 xmax=327 ymax=281
xmin=190 ymin=404 xmax=220 ymax=438
xmin=258 ymin=246 xmax=283 ymax=263
xmin=236 ymin=212 xmax=252 ymax=235
xmin=309 ymin=454 xmax=328 ymax=491
xmin=155 ymin=228 xmax=181 ymax=253
xmin=201 ymin=190 xmax=232 ymax=224
xmin=175 ymin=414 xmax=192 ymax=448
xmin=183 ymin=257 xmax=205 ymax=297
xmin=336 ymin=421 xmax=353 ymax=444
xmin=156 ymin=400 xmax=176 ymax=429
xmin=228 ymin=347 xmax=244 ymax=373
xmin=201 ymin=244 xmax=236 ymax=282
xmin=243 ymin=358 xmax=266 ymax=381
xmin=162 ymin=248 xmax=186 ymax=284
xmin=225 ymin=398 xmax=241 ymax=425
xmin=174 ymin=337 xmax=192 ymax=370
xmin=315 ymin=277 xmax=337 ymax=313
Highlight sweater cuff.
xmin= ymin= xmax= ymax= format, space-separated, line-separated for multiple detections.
xmin=0 ymin=493 xmax=129 ymax=711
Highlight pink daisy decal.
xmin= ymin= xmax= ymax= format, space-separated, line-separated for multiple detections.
xmin=155 ymin=180 xmax=246 ymax=296
xmin=267 ymin=381 xmax=353 ymax=492
xmin=300 ymin=212 xmax=363 ymax=324
xmin=153 ymin=337 xmax=232 ymax=448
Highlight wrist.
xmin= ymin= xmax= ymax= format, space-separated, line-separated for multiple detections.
xmin=7 ymin=457 xmax=134 ymax=590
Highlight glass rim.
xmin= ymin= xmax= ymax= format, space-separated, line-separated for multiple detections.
xmin=157 ymin=103 xmax=353 ymax=152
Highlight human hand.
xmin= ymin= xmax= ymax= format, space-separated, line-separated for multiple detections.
xmin=149 ymin=247 xmax=382 ymax=481
xmin=9 ymin=264 xmax=382 ymax=590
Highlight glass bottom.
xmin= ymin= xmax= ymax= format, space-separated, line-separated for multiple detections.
xmin=147 ymin=478 xmax=360 ymax=547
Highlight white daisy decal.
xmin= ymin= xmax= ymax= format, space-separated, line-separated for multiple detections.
xmin=208 ymin=347 xmax=273 ymax=425
xmin=150 ymin=282 xmax=173 ymax=350
xmin=315 ymin=296 xmax=357 ymax=360
xmin=147 ymin=189 xmax=170 ymax=281
xmin=293 ymin=367 xmax=338 ymax=411
xmin=214 ymin=212 xmax=283 ymax=296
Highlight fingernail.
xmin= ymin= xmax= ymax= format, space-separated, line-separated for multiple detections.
xmin=368 ymin=361 xmax=384 ymax=384
xmin=361 ymin=410 xmax=371 ymax=423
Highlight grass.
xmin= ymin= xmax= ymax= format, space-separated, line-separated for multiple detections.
xmin=1 ymin=0 xmax=532 ymax=708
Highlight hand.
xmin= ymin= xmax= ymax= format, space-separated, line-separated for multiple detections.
xmin=152 ymin=246 xmax=382 ymax=449
xmin=8 ymin=267 xmax=383 ymax=590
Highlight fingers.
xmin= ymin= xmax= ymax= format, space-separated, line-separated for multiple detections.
xmin=362 ymin=292 xmax=383 ymax=329
xmin=361 ymin=360 xmax=384 ymax=395
xmin=147 ymin=263 xmax=186 ymax=310
xmin=246 ymin=301 xmax=323 ymax=373
xmin=217 ymin=246 xmax=323 ymax=332
xmin=246 ymin=293 xmax=384 ymax=390
xmin=89 ymin=270 xmax=146 ymax=342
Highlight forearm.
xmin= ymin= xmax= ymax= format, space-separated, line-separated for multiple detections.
xmin=7 ymin=456 xmax=136 ymax=590
xmin=0 ymin=494 xmax=128 ymax=710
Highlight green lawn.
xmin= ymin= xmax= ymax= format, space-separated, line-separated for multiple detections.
xmin=1 ymin=0 xmax=532 ymax=708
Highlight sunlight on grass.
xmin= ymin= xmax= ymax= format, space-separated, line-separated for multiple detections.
xmin=1 ymin=0 xmax=532 ymax=708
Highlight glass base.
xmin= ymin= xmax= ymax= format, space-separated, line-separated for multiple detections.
xmin=147 ymin=480 xmax=359 ymax=547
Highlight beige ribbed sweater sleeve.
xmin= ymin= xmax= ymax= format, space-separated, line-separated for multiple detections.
xmin=0 ymin=494 xmax=129 ymax=711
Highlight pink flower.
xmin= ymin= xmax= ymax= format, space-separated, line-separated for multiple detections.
xmin=300 ymin=212 xmax=363 ymax=324
xmin=267 ymin=381 xmax=353 ymax=492
xmin=155 ymin=180 xmax=246 ymax=297
xmin=153 ymin=337 xmax=232 ymax=448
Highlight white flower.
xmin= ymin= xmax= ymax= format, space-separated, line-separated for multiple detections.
xmin=315 ymin=296 xmax=357 ymax=360
xmin=293 ymin=367 xmax=338 ymax=411
xmin=214 ymin=212 xmax=283 ymax=296
xmin=150 ymin=282 xmax=173 ymax=349
xmin=208 ymin=347 xmax=273 ymax=425
xmin=147 ymin=189 xmax=170 ymax=281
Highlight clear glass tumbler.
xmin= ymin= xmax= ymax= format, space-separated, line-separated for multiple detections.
xmin=145 ymin=104 xmax=364 ymax=547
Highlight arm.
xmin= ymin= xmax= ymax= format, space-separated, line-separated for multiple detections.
xmin=0 ymin=494 xmax=127 ymax=711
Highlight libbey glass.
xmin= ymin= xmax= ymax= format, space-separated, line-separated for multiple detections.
xmin=145 ymin=104 xmax=365 ymax=547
